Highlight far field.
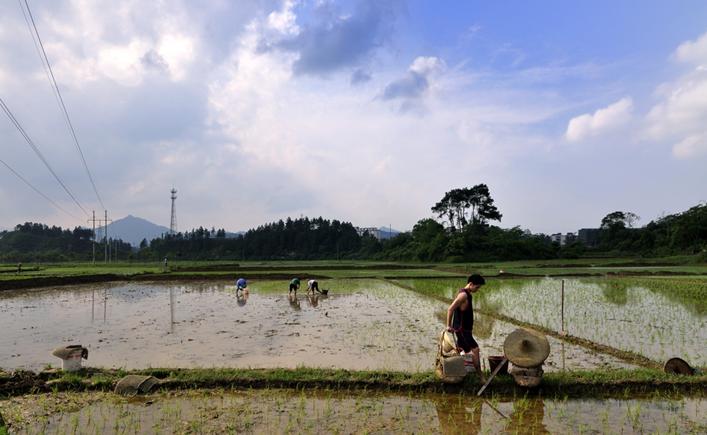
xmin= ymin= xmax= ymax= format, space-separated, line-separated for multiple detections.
xmin=1 ymin=256 xmax=706 ymax=287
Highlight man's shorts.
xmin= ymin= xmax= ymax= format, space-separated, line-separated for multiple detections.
xmin=456 ymin=330 xmax=479 ymax=353
xmin=289 ymin=283 xmax=298 ymax=292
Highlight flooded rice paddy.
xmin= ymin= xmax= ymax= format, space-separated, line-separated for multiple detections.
xmin=1 ymin=279 xmax=632 ymax=371
xmin=396 ymin=277 xmax=707 ymax=367
xmin=1 ymin=389 xmax=705 ymax=434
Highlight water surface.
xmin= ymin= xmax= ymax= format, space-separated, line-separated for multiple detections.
xmin=0 ymin=280 xmax=635 ymax=371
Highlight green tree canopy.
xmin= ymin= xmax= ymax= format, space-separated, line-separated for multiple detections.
xmin=431 ymin=184 xmax=502 ymax=229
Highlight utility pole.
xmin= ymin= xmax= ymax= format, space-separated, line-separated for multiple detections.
xmin=103 ymin=210 xmax=112 ymax=263
xmin=87 ymin=211 xmax=97 ymax=264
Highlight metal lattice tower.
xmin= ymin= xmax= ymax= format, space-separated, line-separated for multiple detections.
xmin=170 ymin=188 xmax=178 ymax=234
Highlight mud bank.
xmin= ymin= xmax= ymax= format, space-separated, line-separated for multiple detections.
xmin=1 ymin=367 xmax=706 ymax=399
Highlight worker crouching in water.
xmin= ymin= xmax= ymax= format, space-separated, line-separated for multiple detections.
xmin=446 ymin=274 xmax=486 ymax=382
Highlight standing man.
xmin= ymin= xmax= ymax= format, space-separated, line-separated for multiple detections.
xmin=289 ymin=277 xmax=300 ymax=294
xmin=446 ymin=274 xmax=486 ymax=380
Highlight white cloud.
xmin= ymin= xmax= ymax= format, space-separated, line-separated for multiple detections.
xmin=674 ymin=32 xmax=707 ymax=65
xmin=380 ymin=56 xmax=445 ymax=105
xmin=566 ymin=97 xmax=633 ymax=142
xmin=206 ymin=14 xmax=558 ymax=229
xmin=11 ymin=0 xmax=698 ymax=236
xmin=30 ymin=1 xmax=202 ymax=87
xmin=672 ymin=133 xmax=707 ymax=159
xmin=267 ymin=0 xmax=300 ymax=36
xmin=645 ymin=31 xmax=707 ymax=159
xmin=410 ymin=56 xmax=445 ymax=76
xmin=157 ymin=33 xmax=196 ymax=81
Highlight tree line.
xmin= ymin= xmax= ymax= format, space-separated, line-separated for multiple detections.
xmin=139 ymin=217 xmax=364 ymax=260
xmin=0 ymin=222 xmax=132 ymax=262
xmin=1 ymin=185 xmax=705 ymax=262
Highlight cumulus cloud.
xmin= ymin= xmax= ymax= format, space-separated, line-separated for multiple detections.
xmin=674 ymin=32 xmax=707 ymax=65
xmin=267 ymin=0 xmax=300 ymax=36
xmin=672 ymin=133 xmax=707 ymax=159
xmin=381 ymin=56 xmax=445 ymax=101
xmin=206 ymin=13 xmax=555 ymax=230
xmin=9 ymin=0 xmax=686 ymax=236
xmin=272 ymin=1 xmax=398 ymax=75
xmin=565 ymin=97 xmax=633 ymax=142
xmin=645 ymin=31 xmax=707 ymax=159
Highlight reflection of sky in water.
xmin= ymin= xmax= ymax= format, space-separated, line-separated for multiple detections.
xmin=0 ymin=280 xmax=639 ymax=372
xmin=12 ymin=390 xmax=707 ymax=435
xmin=0 ymin=280 xmax=445 ymax=371
xmin=475 ymin=278 xmax=706 ymax=366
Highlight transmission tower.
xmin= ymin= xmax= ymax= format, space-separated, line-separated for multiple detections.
xmin=170 ymin=188 xmax=178 ymax=234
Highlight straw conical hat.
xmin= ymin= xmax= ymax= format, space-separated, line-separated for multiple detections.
xmin=51 ymin=345 xmax=88 ymax=360
xmin=503 ymin=328 xmax=550 ymax=368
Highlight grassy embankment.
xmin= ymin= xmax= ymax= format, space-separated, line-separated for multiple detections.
xmin=1 ymin=367 xmax=705 ymax=399
xmin=1 ymin=256 xmax=705 ymax=290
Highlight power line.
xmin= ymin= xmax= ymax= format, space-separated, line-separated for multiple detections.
xmin=0 ymin=157 xmax=81 ymax=220
xmin=0 ymin=96 xmax=89 ymax=217
xmin=20 ymin=0 xmax=106 ymax=211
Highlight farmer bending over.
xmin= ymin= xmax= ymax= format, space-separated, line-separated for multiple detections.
xmin=289 ymin=277 xmax=300 ymax=294
xmin=446 ymin=274 xmax=486 ymax=380
xmin=236 ymin=277 xmax=247 ymax=292
xmin=307 ymin=279 xmax=320 ymax=294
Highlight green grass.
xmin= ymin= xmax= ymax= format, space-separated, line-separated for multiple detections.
xmin=4 ymin=366 xmax=705 ymax=399
xmin=1 ymin=258 xmax=704 ymax=289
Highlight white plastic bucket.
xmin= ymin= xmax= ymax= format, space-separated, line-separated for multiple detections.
xmin=61 ymin=349 xmax=84 ymax=371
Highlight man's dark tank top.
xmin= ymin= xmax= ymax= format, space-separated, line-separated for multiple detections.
xmin=451 ymin=288 xmax=473 ymax=331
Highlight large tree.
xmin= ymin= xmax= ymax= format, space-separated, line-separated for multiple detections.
xmin=600 ymin=211 xmax=640 ymax=230
xmin=432 ymin=184 xmax=502 ymax=229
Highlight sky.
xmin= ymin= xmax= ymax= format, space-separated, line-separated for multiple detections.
xmin=1 ymin=0 xmax=706 ymax=234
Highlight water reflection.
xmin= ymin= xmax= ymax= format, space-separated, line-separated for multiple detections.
xmin=89 ymin=288 xmax=109 ymax=323
xmin=169 ymin=287 xmax=176 ymax=332
xmin=433 ymin=396 xmax=549 ymax=434
xmin=306 ymin=293 xmax=319 ymax=308
xmin=288 ymin=293 xmax=301 ymax=311
xmin=506 ymin=399 xmax=548 ymax=434
xmin=14 ymin=390 xmax=707 ymax=434
xmin=435 ymin=397 xmax=482 ymax=434
xmin=236 ymin=290 xmax=249 ymax=307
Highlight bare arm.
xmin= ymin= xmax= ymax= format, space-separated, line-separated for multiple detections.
xmin=446 ymin=292 xmax=467 ymax=329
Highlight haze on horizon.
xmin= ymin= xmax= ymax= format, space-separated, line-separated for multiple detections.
xmin=1 ymin=0 xmax=706 ymax=235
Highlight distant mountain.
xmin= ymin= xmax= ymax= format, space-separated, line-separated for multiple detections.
xmin=377 ymin=227 xmax=401 ymax=240
xmin=98 ymin=215 xmax=170 ymax=246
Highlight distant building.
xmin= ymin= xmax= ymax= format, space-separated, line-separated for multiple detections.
xmin=550 ymin=232 xmax=577 ymax=246
xmin=356 ymin=227 xmax=383 ymax=240
xmin=577 ymin=228 xmax=600 ymax=247
xmin=564 ymin=232 xmax=577 ymax=245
